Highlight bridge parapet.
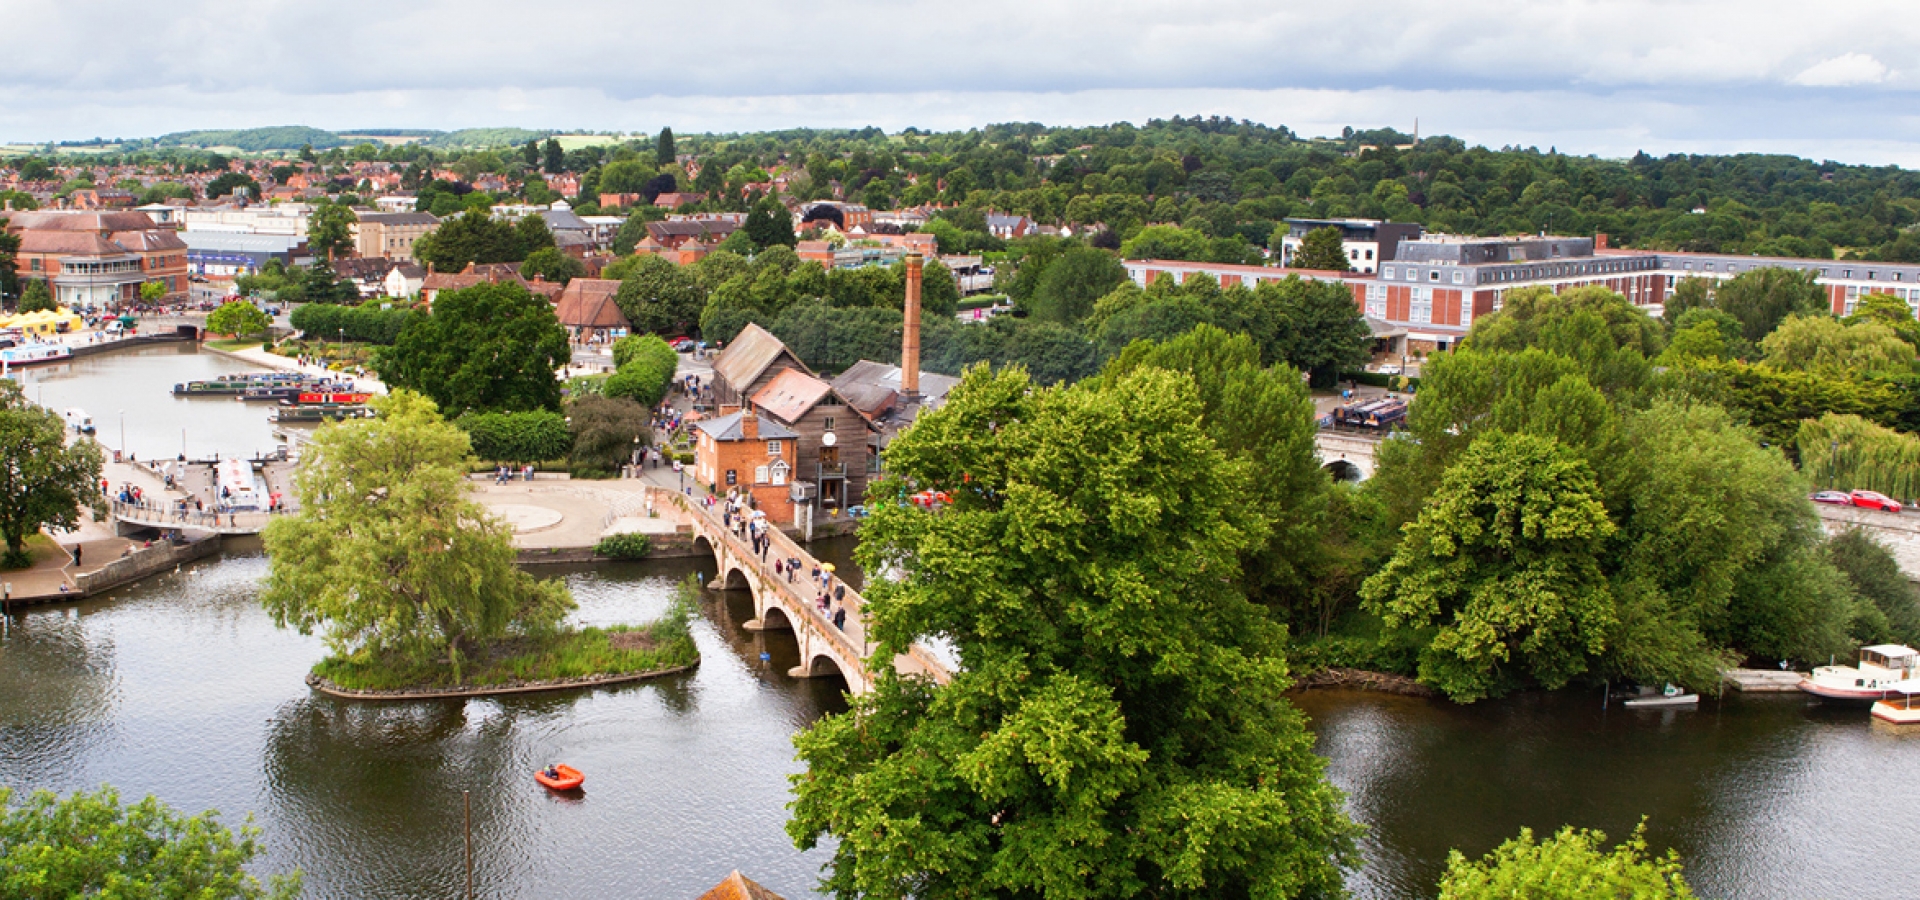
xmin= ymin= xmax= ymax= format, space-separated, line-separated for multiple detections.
xmin=110 ymin=499 xmax=279 ymax=535
xmin=664 ymin=489 xmax=953 ymax=694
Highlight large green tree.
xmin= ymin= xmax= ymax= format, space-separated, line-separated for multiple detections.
xmin=612 ymin=254 xmax=707 ymax=336
xmin=458 ymin=410 xmax=572 ymax=465
xmin=1271 ymin=276 xmax=1372 ymax=387
xmin=743 ymin=199 xmax=795 ymax=250
xmin=380 ymin=281 xmax=569 ymax=414
xmin=261 ymin=391 xmax=573 ymax=674
xmin=1291 ymin=226 xmax=1352 ymax=272
xmin=656 ymin=127 xmax=677 ymax=166
xmin=17 ymin=279 xmax=55 ymax=313
xmin=0 ymin=381 xmax=103 ymax=568
xmin=412 ymin=212 xmax=551 ymax=274
xmin=206 ymin=300 xmax=271 ymax=337
xmin=1029 ymin=246 xmax=1126 ymax=324
xmin=1363 ymin=431 xmax=1618 ymax=702
xmin=1437 ymin=823 xmax=1695 ymax=900
xmin=307 ymin=201 xmax=358 ymax=262
xmin=518 ymin=246 xmax=585 ymax=285
xmin=0 ymin=786 xmax=301 ymax=900
xmin=790 ymin=365 xmax=1359 ymax=899
xmin=1759 ymin=313 xmax=1913 ymax=380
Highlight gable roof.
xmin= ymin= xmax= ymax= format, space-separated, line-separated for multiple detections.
xmin=752 ymin=368 xmax=834 ymax=423
xmin=693 ymin=409 xmax=799 ymax=442
xmin=696 ymin=870 xmax=787 ymax=900
xmin=553 ymin=278 xmax=629 ymax=328
xmin=712 ymin=323 xmax=808 ymax=392
xmin=832 ymin=359 xmax=962 ymax=419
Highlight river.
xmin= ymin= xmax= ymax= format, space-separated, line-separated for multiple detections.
xmin=2 ymin=345 xmax=1915 ymax=899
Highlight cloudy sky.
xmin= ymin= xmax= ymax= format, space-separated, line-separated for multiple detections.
xmin=4 ymin=0 xmax=1918 ymax=164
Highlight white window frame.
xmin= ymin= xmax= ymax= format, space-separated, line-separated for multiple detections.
xmin=767 ymin=440 xmax=782 ymax=456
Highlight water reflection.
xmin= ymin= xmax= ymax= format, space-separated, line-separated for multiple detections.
xmin=1294 ymin=688 xmax=1917 ymax=900
xmin=1 ymin=554 xmax=847 ymax=899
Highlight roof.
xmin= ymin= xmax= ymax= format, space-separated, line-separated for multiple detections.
xmin=713 ymin=323 xmax=806 ymax=392
xmin=19 ymin=230 xmax=124 ymax=255
xmin=553 ymin=278 xmax=629 ymax=328
xmin=181 ymin=232 xmax=308 ymax=254
xmin=693 ymin=409 xmax=799 ymax=442
xmin=356 ymin=212 xmax=439 ymax=227
xmin=8 ymin=210 xmax=161 ymax=233
xmin=333 ymin=257 xmax=399 ymax=280
xmin=390 ymin=263 xmax=426 ymax=279
xmin=541 ymin=208 xmax=590 ymax=231
xmin=1864 ymin=644 xmax=1918 ymax=657
xmin=831 ymin=360 xmax=961 ymax=418
xmin=696 ymin=870 xmax=787 ymax=900
xmin=752 ymin=368 xmax=834 ymax=423
xmin=108 ymin=230 xmax=187 ymax=252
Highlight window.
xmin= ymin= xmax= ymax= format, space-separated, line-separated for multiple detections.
xmin=755 ymin=465 xmax=769 ymax=484
xmin=1365 ymin=284 xmax=1386 ymax=319
xmin=822 ymin=416 xmax=835 ymax=432
xmin=1429 ymin=270 xmax=1440 ymax=282
xmin=1451 ymin=271 xmax=1464 ymax=285
xmin=1382 ymin=267 xmax=1395 ymax=279
xmin=1365 ymin=249 xmax=1375 ymax=260
xmin=1411 ymin=287 xmax=1433 ymax=324
xmin=767 ymin=440 xmax=782 ymax=456
xmin=820 ymin=446 xmax=840 ymax=466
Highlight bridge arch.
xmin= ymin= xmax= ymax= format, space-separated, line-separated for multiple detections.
xmin=796 ymin=651 xmax=850 ymax=685
xmin=759 ymin=605 xmax=794 ymax=631
xmin=1324 ymin=459 xmax=1367 ymax=483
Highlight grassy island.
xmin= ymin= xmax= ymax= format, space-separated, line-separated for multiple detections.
xmin=262 ymin=391 xmax=701 ymax=696
xmin=311 ymin=580 xmax=701 ymax=693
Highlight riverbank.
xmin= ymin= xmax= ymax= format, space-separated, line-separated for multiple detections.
xmin=199 ymin=341 xmax=389 ymax=394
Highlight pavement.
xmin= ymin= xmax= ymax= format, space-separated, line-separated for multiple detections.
xmin=206 ymin=343 xmax=388 ymax=394
xmin=468 ymin=475 xmax=676 ymax=549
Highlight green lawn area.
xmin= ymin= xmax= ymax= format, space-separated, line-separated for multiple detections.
xmin=312 ymin=622 xmax=698 ymax=692
xmin=206 ymin=339 xmax=262 ymax=352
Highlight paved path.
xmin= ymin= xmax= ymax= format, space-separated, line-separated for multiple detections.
xmin=204 ymin=343 xmax=387 ymax=394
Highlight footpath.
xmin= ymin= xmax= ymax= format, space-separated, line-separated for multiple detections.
xmin=201 ymin=343 xmax=389 ymax=394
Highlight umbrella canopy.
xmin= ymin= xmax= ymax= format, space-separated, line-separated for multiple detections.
xmin=820 ymin=562 xmax=836 ymax=572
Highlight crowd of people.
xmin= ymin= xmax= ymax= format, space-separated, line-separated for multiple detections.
xmin=717 ymin=489 xmax=853 ymax=634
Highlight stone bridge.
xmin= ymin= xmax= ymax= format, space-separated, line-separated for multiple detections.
xmin=110 ymin=499 xmax=278 ymax=536
xmin=662 ymin=489 xmax=952 ymax=695
xmin=1315 ymin=430 xmax=1385 ymax=482
xmin=1817 ymin=504 xmax=1920 ymax=583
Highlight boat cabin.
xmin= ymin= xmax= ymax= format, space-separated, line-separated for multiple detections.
xmin=215 ymin=458 xmax=261 ymax=511
xmin=1860 ymin=645 xmax=1918 ymax=680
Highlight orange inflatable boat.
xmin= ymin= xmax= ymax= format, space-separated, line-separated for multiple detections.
xmin=535 ymin=764 xmax=584 ymax=791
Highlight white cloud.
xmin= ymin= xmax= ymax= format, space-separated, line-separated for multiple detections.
xmin=1 ymin=2 xmax=1918 ymax=162
xmin=1791 ymin=53 xmax=1892 ymax=87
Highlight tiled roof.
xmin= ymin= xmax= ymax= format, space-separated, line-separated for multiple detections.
xmin=712 ymin=323 xmax=805 ymax=392
xmin=695 ymin=870 xmax=786 ymax=900
xmin=693 ymin=410 xmax=799 ymax=442
xmin=553 ymin=278 xmax=629 ymax=328
xmin=752 ymin=367 xmax=833 ymax=423
xmin=108 ymin=229 xmax=186 ymax=252
xmin=356 ymin=212 xmax=439 ymax=226
xmin=8 ymin=210 xmax=160 ymax=233
xmin=19 ymin=230 xmax=124 ymax=255
xmin=832 ymin=360 xmax=961 ymax=418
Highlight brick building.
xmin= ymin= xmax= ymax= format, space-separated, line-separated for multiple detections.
xmin=6 ymin=210 xmax=189 ymax=305
xmin=351 ymin=212 xmax=440 ymax=262
xmin=693 ymin=409 xmax=800 ymax=524
xmin=711 ymin=324 xmax=878 ymax=516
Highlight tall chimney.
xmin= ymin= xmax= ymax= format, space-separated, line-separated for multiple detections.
xmin=901 ymin=252 xmax=923 ymax=400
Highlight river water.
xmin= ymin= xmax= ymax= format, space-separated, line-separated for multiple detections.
xmin=3 ymin=345 xmax=1915 ymax=899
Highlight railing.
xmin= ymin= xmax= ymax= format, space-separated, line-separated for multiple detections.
xmin=110 ymin=499 xmax=278 ymax=532
xmin=672 ymin=490 xmax=953 ymax=686
xmin=670 ymin=491 xmax=874 ymax=673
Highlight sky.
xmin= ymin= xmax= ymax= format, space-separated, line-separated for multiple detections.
xmin=4 ymin=0 xmax=1918 ymax=165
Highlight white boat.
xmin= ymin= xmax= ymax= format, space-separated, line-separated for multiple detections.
xmin=1871 ymin=681 xmax=1920 ymax=725
xmin=1799 ymin=644 xmax=1920 ymax=705
xmin=1623 ymin=684 xmax=1700 ymax=708
xmin=0 ymin=342 xmax=73 ymax=367
xmin=63 ymin=408 xmax=95 ymax=434
xmin=214 ymin=458 xmax=262 ymax=511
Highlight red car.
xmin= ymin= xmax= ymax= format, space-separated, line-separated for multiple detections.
xmin=1850 ymin=490 xmax=1903 ymax=513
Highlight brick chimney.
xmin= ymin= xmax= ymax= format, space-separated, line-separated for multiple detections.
xmin=1594 ymin=232 xmax=1610 ymax=250
xmin=741 ymin=406 xmax=759 ymax=440
xmin=902 ymin=252 xmax=923 ymax=400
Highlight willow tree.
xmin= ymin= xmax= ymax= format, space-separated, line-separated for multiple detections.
xmin=0 ymin=380 xmax=101 ymax=568
xmin=789 ymin=365 xmax=1359 ymax=899
xmin=261 ymin=391 xmax=572 ymax=676
xmin=1798 ymin=413 xmax=1920 ymax=500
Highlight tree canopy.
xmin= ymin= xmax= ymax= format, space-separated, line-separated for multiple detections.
xmin=0 ymin=380 xmax=102 ymax=567
xmin=1438 ymin=823 xmax=1695 ymax=900
xmin=1291 ymin=225 xmax=1351 ymax=272
xmin=206 ymin=300 xmax=271 ymax=337
xmin=380 ymin=281 xmax=569 ymax=414
xmin=0 ymin=786 xmax=301 ymax=900
xmin=261 ymin=391 xmax=573 ymax=675
xmin=790 ymin=364 xmax=1358 ymax=899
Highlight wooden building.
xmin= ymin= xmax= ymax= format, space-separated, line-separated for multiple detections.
xmin=710 ymin=323 xmax=878 ymax=513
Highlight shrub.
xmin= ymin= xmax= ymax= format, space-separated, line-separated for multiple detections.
xmin=459 ymin=410 xmax=572 ymax=464
xmin=593 ymin=532 xmax=652 ymax=559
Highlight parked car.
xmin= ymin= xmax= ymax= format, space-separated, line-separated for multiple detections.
xmin=672 ymin=338 xmax=696 ymax=352
xmin=1810 ymin=490 xmax=1852 ymax=505
xmin=1849 ymin=489 xmax=1903 ymax=513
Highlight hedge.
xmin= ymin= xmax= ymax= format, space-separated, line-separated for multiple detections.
xmin=289 ymin=302 xmax=419 ymax=345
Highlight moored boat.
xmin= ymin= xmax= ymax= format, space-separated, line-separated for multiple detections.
xmin=269 ymin=403 xmax=373 ymax=423
xmin=535 ymin=764 xmax=584 ymax=791
xmin=1 ymin=342 xmax=73 ymax=368
xmin=1799 ymin=644 xmax=1920 ymax=705
xmin=1870 ymin=681 xmax=1920 ymax=725
xmin=1624 ymin=684 xmax=1700 ymax=708
xmin=174 ymin=372 xmax=311 ymax=396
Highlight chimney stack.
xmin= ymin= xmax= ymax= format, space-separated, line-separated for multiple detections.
xmin=901 ymin=252 xmax=923 ymax=401
xmin=741 ymin=405 xmax=759 ymax=440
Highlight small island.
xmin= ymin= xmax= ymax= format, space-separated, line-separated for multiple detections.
xmin=261 ymin=391 xmax=699 ymax=699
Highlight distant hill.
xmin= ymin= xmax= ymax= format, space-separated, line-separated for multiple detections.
xmin=423 ymin=128 xmax=552 ymax=149
xmin=153 ymin=126 xmax=346 ymax=151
